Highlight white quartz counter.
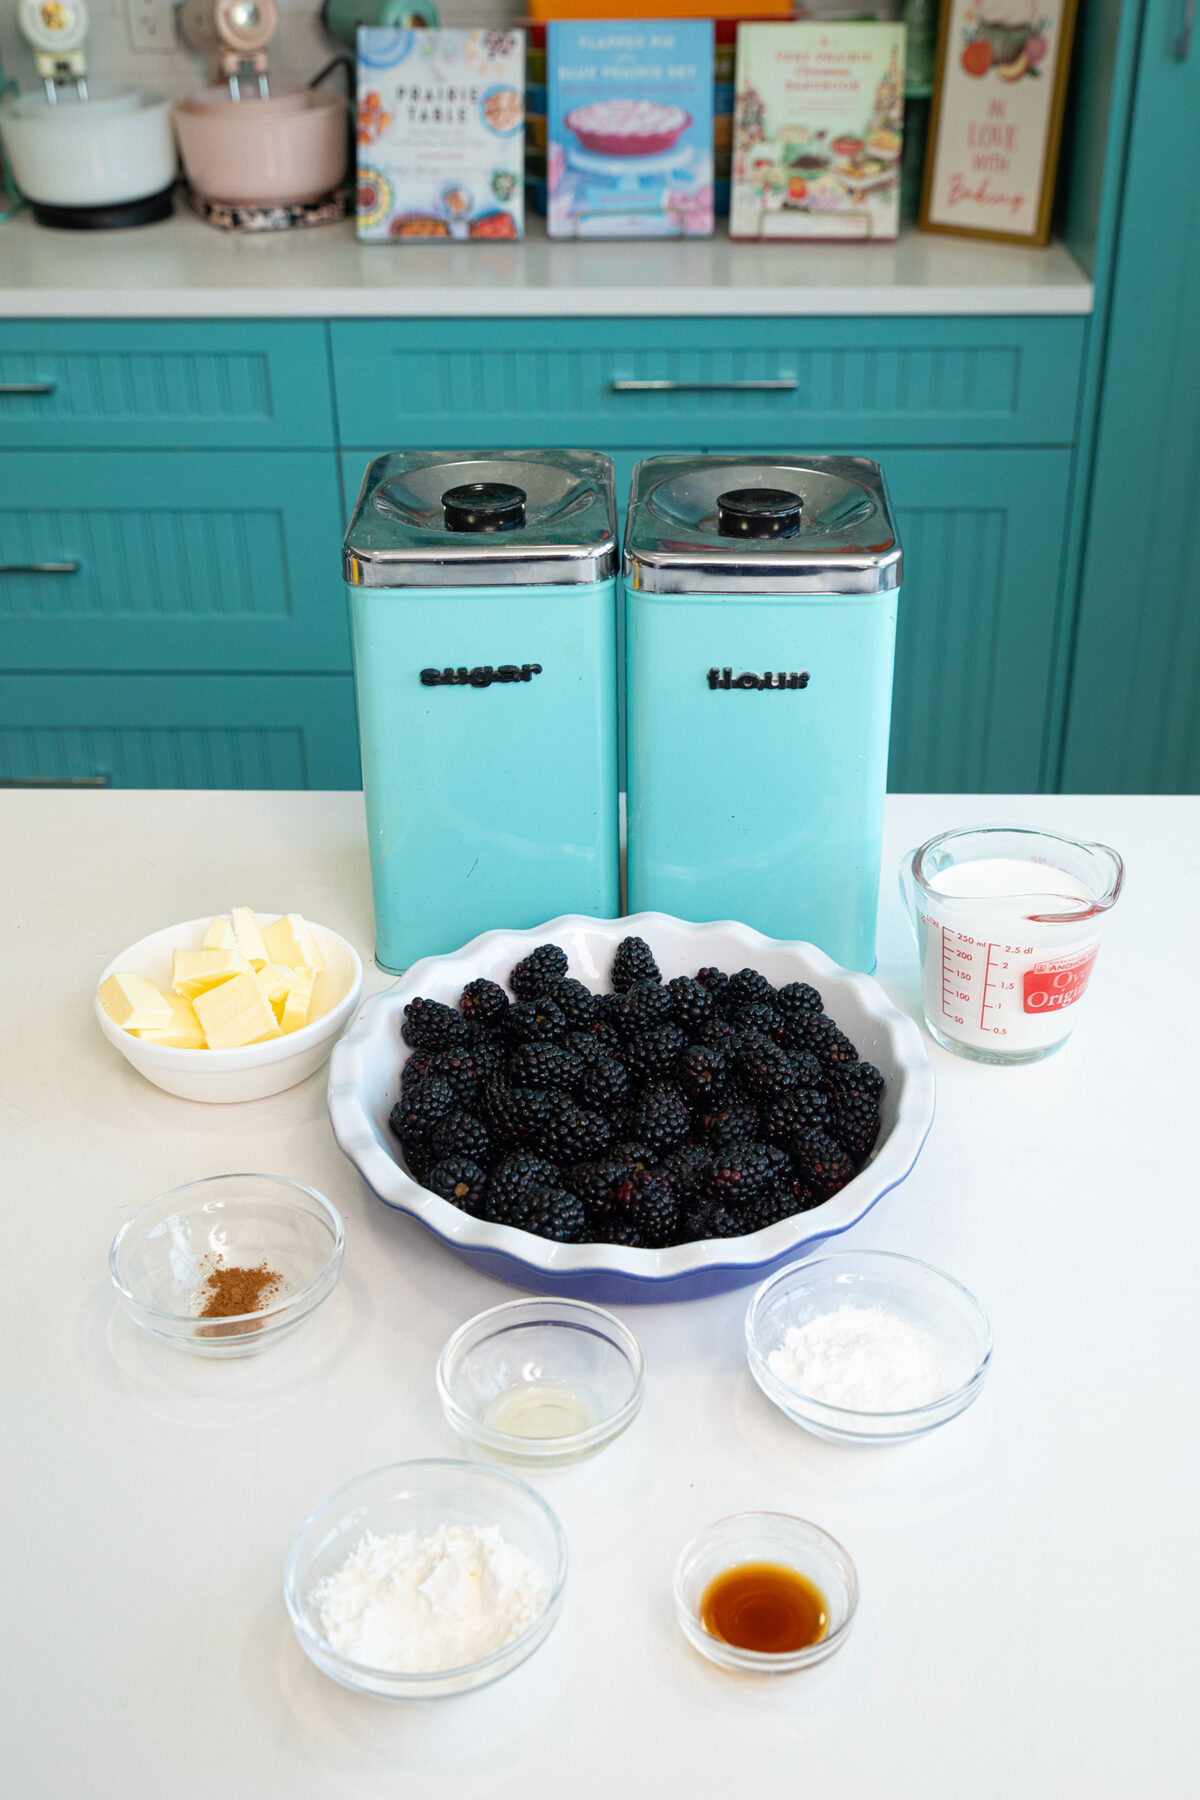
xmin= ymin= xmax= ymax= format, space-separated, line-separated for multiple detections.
xmin=0 ymin=211 xmax=1093 ymax=317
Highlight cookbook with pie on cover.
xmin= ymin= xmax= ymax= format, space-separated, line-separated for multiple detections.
xmin=730 ymin=22 xmax=905 ymax=241
xmin=547 ymin=22 xmax=714 ymax=239
xmin=356 ymin=27 xmax=525 ymax=242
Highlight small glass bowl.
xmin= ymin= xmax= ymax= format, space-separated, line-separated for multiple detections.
xmin=108 ymin=1173 xmax=343 ymax=1358
xmin=675 ymin=1513 xmax=858 ymax=1676
xmin=746 ymin=1249 xmax=992 ymax=1444
xmin=284 ymin=1458 xmax=568 ymax=1700
xmin=436 ymin=1297 xmax=646 ymax=1468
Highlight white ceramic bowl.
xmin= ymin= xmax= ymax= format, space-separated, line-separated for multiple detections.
xmin=95 ymin=914 xmax=363 ymax=1103
xmin=328 ymin=912 xmax=935 ymax=1304
xmin=0 ymin=86 xmax=176 ymax=206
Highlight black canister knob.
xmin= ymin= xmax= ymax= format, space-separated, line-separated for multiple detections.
xmin=442 ymin=481 xmax=527 ymax=533
xmin=716 ymin=487 xmax=803 ymax=539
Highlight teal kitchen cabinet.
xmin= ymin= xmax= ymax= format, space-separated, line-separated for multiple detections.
xmin=0 ymin=674 xmax=360 ymax=789
xmin=0 ymin=321 xmax=335 ymax=450
xmin=0 ymin=451 xmax=350 ymax=672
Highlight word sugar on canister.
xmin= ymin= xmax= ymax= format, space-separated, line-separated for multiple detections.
xmin=343 ymin=452 xmax=620 ymax=971
xmin=624 ymin=456 xmax=902 ymax=973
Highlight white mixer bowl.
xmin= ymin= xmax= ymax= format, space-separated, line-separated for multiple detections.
xmin=0 ymin=85 xmax=176 ymax=206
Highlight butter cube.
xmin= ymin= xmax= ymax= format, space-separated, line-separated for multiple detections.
xmin=280 ymin=966 xmax=316 ymax=1034
xmin=230 ymin=905 xmax=269 ymax=969
xmin=99 ymin=972 xmax=172 ymax=1032
xmin=262 ymin=912 xmax=323 ymax=974
xmin=203 ymin=915 xmax=235 ymax=950
xmin=172 ymin=947 xmax=250 ymax=998
xmin=256 ymin=962 xmax=292 ymax=1010
xmin=192 ymin=969 xmax=282 ymax=1049
xmin=133 ymin=991 xmax=207 ymax=1049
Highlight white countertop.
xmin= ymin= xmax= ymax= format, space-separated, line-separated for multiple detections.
xmin=0 ymin=211 xmax=1093 ymax=317
xmin=4 ymin=788 xmax=1191 ymax=1798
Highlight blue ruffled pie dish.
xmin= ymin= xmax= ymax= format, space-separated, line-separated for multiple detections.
xmin=327 ymin=913 xmax=934 ymax=1305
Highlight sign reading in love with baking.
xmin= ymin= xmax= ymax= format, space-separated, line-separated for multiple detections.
xmin=919 ymin=0 xmax=1078 ymax=245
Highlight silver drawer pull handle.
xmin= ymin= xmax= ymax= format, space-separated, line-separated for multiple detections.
xmin=0 ymin=774 xmax=111 ymax=787
xmin=0 ymin=561 xmax=80 ymax=575
xmin=610 ymin=378 xmax=799 ymax=393
xmin=0 ymin=381 xmax=57 ymax=396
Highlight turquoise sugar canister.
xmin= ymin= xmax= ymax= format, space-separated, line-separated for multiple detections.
xmin=344 ymin=450 xmax=620 ymax=971
xmin=624 ymin=456 xmax=902 ymax=973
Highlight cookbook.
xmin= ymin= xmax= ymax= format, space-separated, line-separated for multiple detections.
xmin=730 ymin=22 xmax=905 ymax=241
xmin=356 ymin=27 xmax=526 ymax=243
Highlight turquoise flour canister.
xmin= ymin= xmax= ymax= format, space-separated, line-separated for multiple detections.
xmin=624 ymin=455 xmax=902 ymax=972
xmin=344 ymin=450 xmax=620 ymax=971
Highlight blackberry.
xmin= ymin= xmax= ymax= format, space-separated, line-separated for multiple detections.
xmin=625 ymin=1083 xmax=692 ymax=1154
xmin=823 ymin=1065 xmax=884 ymax=1162
xmin=429 ymin=1108 xmax=491 ymax=1164
xmin=567 ymin=1155 xmax=635 ymax=1212
xmin=587 ymin=1209 xmax=646 ymax=1248
xmin=506 ymin=1042 xmax=580 ymax=1092
xmin=732 ymin=1001 xmax=785 ymax=1043
xmin=510 ymin=944 xmax=569 ymax=998
xmin=487 ymin=1151 xmax=559 ymax=1216
xmin=785 ymin=1048 xmax=825 ymax=1088
xmin=675 ymin=1042 xmax=730 ymax=1107
xmin=709 ymin=1140 xmax=774 ymax=1202
xmin=666 ymin=975 xmax=714 ymax=1032
xmin=399 ymin=1050 xmax=434 ymax=1094
xmin=776 ymin=980 xmax=824 ymax=1020
xmin=389 ymin=1074 xmax=457 ymax=1146
xmin=504 ymin=1183 xmax=588 ymax=1243
xmin=401 ymin=996 xmax=470 ymax=1051
xmin=788 ymin=1128 xmax=856 ymax=1200
xmin=611 ymin=936 xmax=662 ymax=992
xmin=743 ymin=1187 xmax=804 ymax=1232
xmin=696 ymin=1015 xmax=738 ymax=1052
xmin=759 ymin=1088 xmax=831 ymax=1146
xmin=468 ymin=1035 xmax=508 ymax=1082
xmin=662 ymin=1141 xmax=714 ymax=1200
xmin=501 ymin=996 xmax=568 ymax=1045
xmin=401 ymin=1141 xmax=435 ymax=1186
xmin=566 ymin=1022 xmax=624 ymax=1064
xmin=843 ymin=1060 xmax=885 ymax=1098
xmin=786 ymin=1012 xmax=860 ymax=1069
xmin=625 ymin=1022 xmax=687 ymax=1087
xmin=695 ymin=966 xmax=731 ymax=1001
xmin=725 ymin=968 xmax=776 ymax=1009
xmin=620 ymin=1168 xmax=680 ymax=1248
xmin=573 ymin=1055 xmax=629 ymax=1113
xmin=424 ymin=1046 xmax=484 ymax=1106
xmin=699 ymin=1101 xmax=761 ymax=1147
xmin=534 ymin=976 xmax=598 ymax=1029
xmin=736 ymin=1039 xmax=799 ymax=1104
xmin=458 ymin=978 xmax=509 ymax=1025
xmin=480 ymin=1079 xmax=549 ymax=1147
xmin=544 ymin=1100 xmax=612 ymax=1163
xmin=681 ymin=1199 xmax=745 ymax=1240
xmin=425 ymin=1157 xmax=489 ymax=1213
xmin=606 ymin=979 xmax=673 ymax=1038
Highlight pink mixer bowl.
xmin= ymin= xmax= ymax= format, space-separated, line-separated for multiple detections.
xmin=564 ymin=100 xmax=692 ymax=158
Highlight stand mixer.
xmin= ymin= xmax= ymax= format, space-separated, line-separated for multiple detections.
xmin=17 ymin=0 xmax=90 ymax=103
xmin=177 ymin=0 xmax=279 ymax=100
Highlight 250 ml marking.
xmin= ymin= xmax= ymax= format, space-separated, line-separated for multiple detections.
xmin=931 ymin=919 xmax=1029 ymax=1038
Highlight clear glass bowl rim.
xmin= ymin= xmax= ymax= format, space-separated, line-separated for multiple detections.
xmin=283 ymin=1456 xmax=569 ymax=1687
xmin=907 ymin=821 xmax=1124 ymax=915
xmin=436 ymin=1296 xmax=648 ymax=1456
xmin=674 ymin=1509 xmax=860 ymax=1669
xmin=108 ymin=1171 xmax=345 ymax=1326
xmin=745 ymin=1248 xmax=993 ymax=1422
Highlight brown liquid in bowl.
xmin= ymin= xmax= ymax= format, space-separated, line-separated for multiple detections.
xmin=700 ymin=1562 xmax=828 ymax=1654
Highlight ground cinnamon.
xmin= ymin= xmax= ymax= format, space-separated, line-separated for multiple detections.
xmin=198 ymin=1261 xmax=282 ymax=1319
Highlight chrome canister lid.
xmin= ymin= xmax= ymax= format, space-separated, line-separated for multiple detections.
xmin=624 ymin=455 xmax=902 ymax=594
xmin=344 ymin=450 xmax=617 ymax=587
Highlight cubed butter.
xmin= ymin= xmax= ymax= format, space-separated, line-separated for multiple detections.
xmin=230 ymin=905 xmax=269 ymax=969
xmin=99 ymin=972 xmax=172 ymax=1032
xmin=280 ymin=966 xmax=316 ymax=1034
xmin=203 ymin=916 xmax=235 ymax=950
xmin=256 ymin=962 xmax=292 ymax=1009
xmin=192 ymin=969 xmax=282 ymax=1049
xmin=133 ymin=991 xmax=207 ymax=1049
xmin=171 ymin=947 xmax=250 ymax=998
xmin=262 ymin=912 xmax=323 ymax=974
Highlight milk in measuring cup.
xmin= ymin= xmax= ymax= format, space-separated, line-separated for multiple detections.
xmin=917 ymin=858 xmax=1102 ymax=1058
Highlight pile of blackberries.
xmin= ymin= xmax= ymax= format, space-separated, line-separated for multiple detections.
xmin=388 ymin=936 xmax=885 ymax=1247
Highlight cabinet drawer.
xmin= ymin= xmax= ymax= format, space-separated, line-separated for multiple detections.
xmin=0 ymin=321 xmax=335 ymax=449
xmin=0 ymin=674 xmax=361 ymax=789
xmin=0 ymin=451 xmax=349 ymax=672
xmin=332 ymin=316 xmax=1084 ymax=450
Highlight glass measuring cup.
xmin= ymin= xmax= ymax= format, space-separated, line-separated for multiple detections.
xmin=900 ymin=826 xmax=1123 ymax=1064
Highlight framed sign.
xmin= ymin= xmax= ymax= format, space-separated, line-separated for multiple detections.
xmin=919 ymin=0 xmax=1078 ymax=245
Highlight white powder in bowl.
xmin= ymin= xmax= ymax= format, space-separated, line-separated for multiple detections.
xmin=311 ymin=1525 xmax=549 ymax=1673
xmin=767 ymin=1304 xmax=946 ymax=1412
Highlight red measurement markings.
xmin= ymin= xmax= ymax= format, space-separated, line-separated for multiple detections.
xmin=941 ymin=926 xmax=954 ymax=1016
xmin=979 ymin=941 xmax=996 ymax=1029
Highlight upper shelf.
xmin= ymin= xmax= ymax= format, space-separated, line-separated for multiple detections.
xmin=0 ymin=212 xmax=1093 ymax=319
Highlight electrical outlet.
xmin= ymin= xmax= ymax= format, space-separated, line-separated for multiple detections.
xmin=126 ymin=0 xmax=177 ymax=52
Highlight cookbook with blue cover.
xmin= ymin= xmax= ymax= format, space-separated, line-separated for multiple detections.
xmin=547 ymin=22 xmax=714 ymax=239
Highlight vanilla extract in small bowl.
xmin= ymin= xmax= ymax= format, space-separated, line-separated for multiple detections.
xmin=701 ymin=1562 xmax=828 ymax=1655
xmin=675 ymin=1513 xmax=858 ymax=1675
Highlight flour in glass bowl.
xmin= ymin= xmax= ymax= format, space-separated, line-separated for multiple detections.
xmin=312 ymin=1525 xmax=548 ymax=1673
xmin=767 ymin=1305 xmax=946 ymax=1412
